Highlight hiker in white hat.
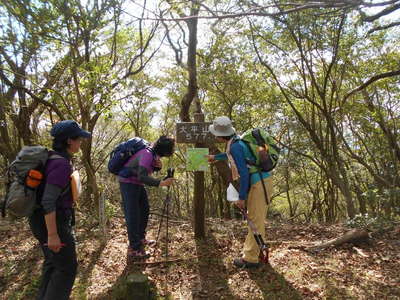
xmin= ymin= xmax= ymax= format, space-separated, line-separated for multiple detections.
xmin=207 ymin=116 xmax=273 ymax=269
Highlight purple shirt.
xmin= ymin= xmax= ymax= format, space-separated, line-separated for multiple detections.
xmin=44 ymin=153 xmax=73 ymax=209
xmin=119 ymin=148 xmax=157 ymax=185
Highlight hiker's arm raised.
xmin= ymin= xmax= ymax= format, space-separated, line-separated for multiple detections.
xmin=159 ymin=177 xmax=174 ymax=187
xmin=137 ymin=165 xmax=162 ymax=186
xmin=206 ymin=153 xmax=227 ymax=163
xmin=137 ymin=165 xmax=175 ymax=187
xmin=215 ymin=153 xmax=227 ymax=161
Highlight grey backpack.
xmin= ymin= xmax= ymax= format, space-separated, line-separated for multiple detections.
xmin=1 ymin=146 xmax=62 ymax=218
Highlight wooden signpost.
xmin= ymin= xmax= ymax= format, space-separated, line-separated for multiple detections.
xmin=176 ymin=113 xmax=214 ymax=238
xmin=176 ymin=122 xmax=213 ymax=144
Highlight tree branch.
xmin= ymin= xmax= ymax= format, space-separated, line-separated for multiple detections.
xmin=343 ymin=69 xmax=400 ymax=102
xmin=139 ymin=2 xmax=357 ymax=22
xmin=362 ymin=2 xmax=400 ymax=22
xmin=368 ymin=21 xmax=400 ymax=34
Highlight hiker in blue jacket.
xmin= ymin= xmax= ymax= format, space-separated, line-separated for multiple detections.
xmin=29 ymin=120 xmax=91 ymax=300
xmin=207 ymin=116 xmax=273 ymax=268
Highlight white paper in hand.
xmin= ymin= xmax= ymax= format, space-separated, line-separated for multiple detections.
xmin=227 ymin=183 xmax=239 ymax=202
xmin=71 ymin=170 xmax=82 ymax=202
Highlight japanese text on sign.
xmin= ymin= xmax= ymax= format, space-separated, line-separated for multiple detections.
xmin=176 ymin=122 xmax=213 ymax=143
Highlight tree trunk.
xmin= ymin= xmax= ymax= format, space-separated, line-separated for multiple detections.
xmin=193 ymin=113 xmax=205 ymax=238
xmin=0 ymin=98 xmax=16 ymax=163
xmin=307 ymin=229 xmax=370 ymax=252
xmin=179 ymin=4 xmax=199 ymax=122
xmin=354 ymin=184 xmax=367 ymax=215
xmin=285 ymin=166 xmax=293 ymax=217
xmin=337 ymin=161 xmax=356 ymax=219
xmin=81 ymin=136 xmax=100 ymax=213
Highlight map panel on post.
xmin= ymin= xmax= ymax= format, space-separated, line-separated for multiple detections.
xmin=187 ymin=148 xmax=209 ymax=171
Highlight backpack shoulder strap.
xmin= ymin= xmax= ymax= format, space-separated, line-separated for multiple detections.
xmin=232 ymin=134 xmax=241 ymax=142
xmin=251 ymin=128 xmax=265 ymax=146
xmin=48 ymin=154 xmax=64 ymax=160
xmin=146 ymin=145 xmax=156 ymax=158
xmin=238 ymin=139 xmax=256 ymax=161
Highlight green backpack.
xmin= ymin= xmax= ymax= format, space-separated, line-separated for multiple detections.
xmin=240 ymin=128 xmax=280 ymax=173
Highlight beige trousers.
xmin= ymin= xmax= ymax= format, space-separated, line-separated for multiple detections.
xmin=242 ymin=176 xmax=273 ymax=263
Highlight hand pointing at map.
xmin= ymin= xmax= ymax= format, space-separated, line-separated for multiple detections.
xmin=205 ymin=155 xmax=216 ymax=163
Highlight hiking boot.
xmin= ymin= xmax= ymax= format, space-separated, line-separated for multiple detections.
xmin=127 ymin=248 xmax=150 ymax=259
xmin=233 ymin=258 xmax=260 ymax=269
xmin=141 ymin=239 xmax=156 ymax=247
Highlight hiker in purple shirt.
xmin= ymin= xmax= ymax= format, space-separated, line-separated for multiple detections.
xmin=29 ymin=120 xmax=91 ymax=300
xmin=119 ymin=136 xmax=175 ymax=259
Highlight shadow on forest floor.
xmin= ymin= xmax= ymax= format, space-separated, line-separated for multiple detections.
xmin=1 ymin=217 xmax=400 ymax=299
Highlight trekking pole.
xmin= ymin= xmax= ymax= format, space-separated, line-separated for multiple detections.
xmin=164 ymin=168 xmax=174 ymax=297
xmin=165 ymin=182 xmax=172 ymax=260
xmin=155 ymin=197 xmax=167 ymax=245
xmin=239 ymin=208 xmax=269 ymax=264
xmin=155 ymin=168 xmax=175 ymax=246
xmin=165 ymin=185 xmax=170 ymax=296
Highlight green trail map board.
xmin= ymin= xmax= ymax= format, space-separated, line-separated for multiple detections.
xmin=187 ymin=148 xmax=209 ymax=171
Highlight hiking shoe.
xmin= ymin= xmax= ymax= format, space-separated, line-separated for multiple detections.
xmin=233 ymin=258 xmax=260 ymax=268
xmin=127 ymin=248 xmax=150 ymax=259
xmin=141 ymin=239 xmax=156 ymax=247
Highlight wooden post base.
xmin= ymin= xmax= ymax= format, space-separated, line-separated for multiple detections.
xmin=126 ymin=273 xmax=150 ymax=300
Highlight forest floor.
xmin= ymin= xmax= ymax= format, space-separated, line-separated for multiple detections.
xmin=1 ymin=214 xmax=400 ymax=300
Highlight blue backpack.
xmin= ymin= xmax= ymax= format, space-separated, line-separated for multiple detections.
xmin=108 ymin=138 xmax=150 ymax=177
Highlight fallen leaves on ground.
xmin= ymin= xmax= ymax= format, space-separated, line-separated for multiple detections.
xmin=1 ymin=216 xmax=400 ymax=300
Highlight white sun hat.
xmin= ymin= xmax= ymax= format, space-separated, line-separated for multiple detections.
xmin=209 ymin=116 xmax=235 ymax=137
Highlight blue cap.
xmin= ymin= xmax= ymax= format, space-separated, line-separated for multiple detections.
xmin=50 ymin=120 xmax=91 ymax=140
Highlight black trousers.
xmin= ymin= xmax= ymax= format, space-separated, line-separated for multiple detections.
xmin=119 ymin=182 xmax=149 ymax=250
xmin=29 ymin=209 xmax=77 ymax=300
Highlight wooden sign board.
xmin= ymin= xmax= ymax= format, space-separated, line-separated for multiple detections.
xmin=176 ymin=122 xmax=214 ymax=143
